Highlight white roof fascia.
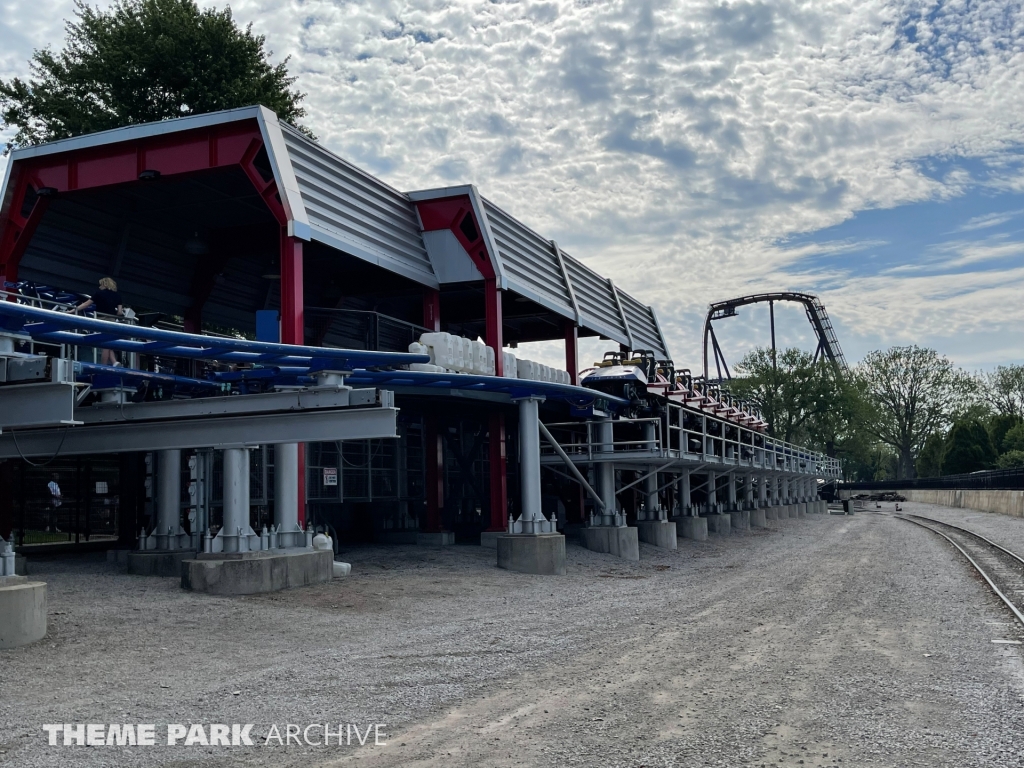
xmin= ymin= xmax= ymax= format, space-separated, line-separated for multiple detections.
xmin=5 ymin=106 xmax=264 ymax=162
xmin=255 ymin=107 xmax=311 ymax=241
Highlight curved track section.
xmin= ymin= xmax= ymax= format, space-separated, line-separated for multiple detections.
xmin=895 ymin=513 xmax=1024 ymax=627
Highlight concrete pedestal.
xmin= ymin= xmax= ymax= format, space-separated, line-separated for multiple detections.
xmin=128 ymin=549 xmax=197 ymax=577
xmin=181 ymin=549 xmax=332 ymax=595
xmin=705 ymin=514 xmax=731 ymax=535
xmin=416 ymin=531 xmax=455 ymax=546
xmin=750 ymin=509 xmax=767 ymax=528
xmin=819 ymin=500 xmax=828 ymax=514
xmin=580 ymin=526 xmax=640 ymax=561
xmin=0 ymin=576 xmax=46 ymax=649
xmin=496 ymin=534 xmax=566 ymax=575
xmin=729 ymin=510 xmax=750 ymax=531
xmin=783 ymin=505 xmax=795 ymax=518
xmin=636 ymin=520 xmax=677 ymax=549
xmin=480 ymin=531 xmax=505 ymax=549
xmin=678 ymin=516 xmax=708 ymax=541
xmin=798 ymin=503 xmax=808 ymax=517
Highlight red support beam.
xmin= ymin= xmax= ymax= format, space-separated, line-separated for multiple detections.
xmin=424 ymin=414 xmax=444 ymax=532
xmin=280 ymin=230 xmax=305 ymax=524
xmin=564 ymin=321 xmax=579 ymax=385
xmin=422 ymin=288 xmax=440 ymax=332
xmin=0 ymin=177 xmax=50 ymax=286
xmin=487 ymin=412 xmax=508 ymax=532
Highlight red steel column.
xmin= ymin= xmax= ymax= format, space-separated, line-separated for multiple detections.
xmin=281 ymin=232 xmax=306 ymax=525
xmin=422 ymin=288 xmax=441 ymax=332
xmin=424 ymin=414 xmax=444 ymax=532
xmin=487 ymin=412 xmax=508 ymax=531
xmin=483 ymin=277 xmax=508 ymax=529
xmin=564 ymin=321 xmax=579 ymax=385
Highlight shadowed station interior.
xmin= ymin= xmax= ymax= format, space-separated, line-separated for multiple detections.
xmin=0 ymin=107 xmax=840 ymax=647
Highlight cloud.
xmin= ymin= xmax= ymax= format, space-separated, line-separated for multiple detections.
xmin=2 ymin=0 xmax=1024 ymax=369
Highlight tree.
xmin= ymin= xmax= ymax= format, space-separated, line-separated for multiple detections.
xmin=996 ymin=450 xmax=1024 ymax=469
xmin=858 ymin=346 xmax=972 ymax=480
xmin=1003 ymin=423 xmax=1024 ymax=453
xmin=942 ymin=420 xmax=997 ymax=475
xmin=989 ymin=413 xmax=1022 ymax=456
xmin=915 ymin=431 xmax=945 ymax=478
xmin=986 ymin=364 xmax=1024 ymax=419
xmin=0 ymin=0 xmax=309 ymax=152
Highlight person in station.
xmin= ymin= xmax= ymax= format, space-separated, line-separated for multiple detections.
xmin=75 ymin=276 xmax=124 ymax=366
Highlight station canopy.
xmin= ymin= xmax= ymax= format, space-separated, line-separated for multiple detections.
xmin=0 ymin=106 xmax=670 ymax=359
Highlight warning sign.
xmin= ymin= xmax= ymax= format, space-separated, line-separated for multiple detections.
xmin=323 ymin=467 xmax=338 ymax=486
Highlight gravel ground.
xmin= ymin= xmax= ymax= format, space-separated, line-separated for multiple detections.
xmin=2 ymin=509 xmax=1024 ymax=768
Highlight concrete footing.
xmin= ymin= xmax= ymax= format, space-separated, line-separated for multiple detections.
xmin=580 ymin=526 xmax=640 ymax=561
xmin=636 ymin=520 xmax=677 ymax=549
xmin=181 ymin=549 xmax=332 ymax=595
xmin=749 ymin=508 xmax=767 ymax=528
xmin=480 ymin=531 xmax=505 ymax=549
xmin=677 ymin=516 xmax=708 ymax=541
xmin=729 ymin=510 xmax=750 ymax=531
xmin=128 ymin=549 xmax=197 ymax=577
xmin=705 ymin=514 xmax=731 ymax=535
xmin=416 ymin=531 xmax=455 ymax=546
xmin=0 ymin=576 xmax=47 ymax=649
xmin=786 ymin=505 xmax=798 ymax=518
xmin=496 ymin=533 xmax=566 ymax=575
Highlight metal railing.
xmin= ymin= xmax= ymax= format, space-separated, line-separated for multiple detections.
xmin=541 ymin=404 xmax=841 ymax=478
xmin=306 ymin=308 xmax=430 ymax=354
xmin=841 ymin=467 xmax=1024 ymax=491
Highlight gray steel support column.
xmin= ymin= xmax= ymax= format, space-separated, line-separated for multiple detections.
xmin=643 ymin=421 xmax=659 ymax=520
xmin=707 ymin=470 xmax=717 ymax=512
xmin=518 ymin=397 xmax=544 ymax=533
xmin=758 ymin=474 xmax=768 ymax=506
xmin=222 ymin=447 xmax=249 ymax=553
xmin=156 ymin=449 xmax=181 ymax=550
xmin=746 ymin=472 xmax=755 ymax=508
xmin=679 ymin=469 xmax=692 ymax=516
xmin=596 ymin=419 xmax=616 ymax=526
xmin=727 ymin=472 xmax=737 ymax=510
xmin=274 ymin=442 xmax=302 ymax=547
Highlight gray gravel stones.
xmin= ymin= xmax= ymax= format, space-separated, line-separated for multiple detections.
xmin=2 ymin=510 xmax=1023 ymax=767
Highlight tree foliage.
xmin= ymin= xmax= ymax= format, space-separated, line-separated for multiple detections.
xmin=941 ymin=420 xmax=997 ymax=475
xmin=915 ymin=431 xmax=945 ymax=478
xmin=986 ymin=364 xmax=1024 ymax=419
xmin=1003 ymin=423 xmax=1024 ymax=454
xmin=997 ymin=450 xmax=1024 ymax=469
xmin=0 ymin=0 xmax=309 ymax=152
xmin=729 ymin=346 xmax=863 ymax=460
xmin=989 ymin=413 xmax=1022 ymax=456
xmin=857 ymin=346 xmax=972 ymax=480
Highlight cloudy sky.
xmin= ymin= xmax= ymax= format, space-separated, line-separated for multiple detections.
xmin=3 ymin=0 xmax=1023 ymax=372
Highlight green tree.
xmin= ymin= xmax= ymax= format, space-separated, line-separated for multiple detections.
xmin=858 ymin=346 xmax=972 ymax=480
xmin=986 ymin=364 xmax=1024 ymax=419
xmin=915 ymin=431 xmax=945 ymax=478
xmin=1003 ymin=423 xmax=1024 ymax=453
xmin=996 ymin=450 xmax=1024 ymax=469
xmin=0 ymin=0 xmax=309 ymax=152
xmin=941 ymin=420 xmax=997 ymax=475
xmin=989 ymin=413 xmax=1022 ymax=456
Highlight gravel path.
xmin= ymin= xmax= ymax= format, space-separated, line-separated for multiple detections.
xmin=2 ymin=509 xmax=1023 ymax=768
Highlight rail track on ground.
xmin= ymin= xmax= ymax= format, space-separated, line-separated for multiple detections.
xmin=895 ymin=513 xmax=1024 ymax=628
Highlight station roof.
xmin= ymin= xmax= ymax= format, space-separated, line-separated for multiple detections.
xmin=1 ymin=106 xmax=670 ymax=358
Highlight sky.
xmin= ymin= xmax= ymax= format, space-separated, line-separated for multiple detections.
xmin=2 ymin=0 xmax=1023 ymax=373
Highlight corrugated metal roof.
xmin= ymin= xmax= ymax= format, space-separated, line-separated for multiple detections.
xmin=480 ymin=198 xmax=574 ymax=321
xmin=279 ymin=124 xmax=437 ymax=287
xmin=2 ymin=107 xmax=670 ymax=358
